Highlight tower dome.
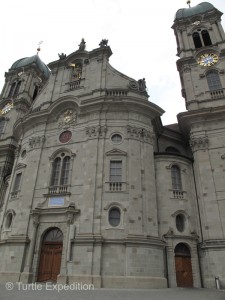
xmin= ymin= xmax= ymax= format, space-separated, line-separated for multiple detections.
xmin=10 ymin=54 xmax=50 ymax=79
xmin=175 ymin=2 xmax=216 ymax=20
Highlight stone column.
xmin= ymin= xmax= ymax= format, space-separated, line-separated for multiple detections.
xmin=24 ymin=214 xmax=40 ymax=273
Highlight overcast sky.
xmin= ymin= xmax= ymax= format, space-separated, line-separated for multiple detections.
xmin=1 ymin=0 xmax=225 ymax=125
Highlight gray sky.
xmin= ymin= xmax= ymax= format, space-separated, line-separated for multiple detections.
xmin=1 ymin=0 xmax=225 ymax=125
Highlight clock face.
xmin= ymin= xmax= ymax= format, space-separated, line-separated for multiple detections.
xmin=1 ymin=102 xmax=13 ymax=115
xmin=197 ymin=53 xmax=219 ymax=67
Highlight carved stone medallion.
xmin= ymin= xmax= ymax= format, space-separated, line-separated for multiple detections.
xmin=58 ymin=109 xmax=77 ymax=129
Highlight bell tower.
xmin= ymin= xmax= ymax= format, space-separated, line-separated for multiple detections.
xmin=0 ymin=52 xmax=50 ymax=208
xmin=173 ymin=3 xmax=225 ymax=288
xmin=172 ymin=2 xmax=225 ymax=110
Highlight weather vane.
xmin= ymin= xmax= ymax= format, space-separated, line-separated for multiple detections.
xmin=37 ymin=41 xmax=43 ymax=55
xmin=187 ymin=0 xmax=191 ymax=8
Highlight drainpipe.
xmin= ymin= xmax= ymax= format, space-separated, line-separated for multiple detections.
xmin=164 ymin=245 xmax=169 ymax=288
xmin=192 ymin=162 xmax=204 ymax=288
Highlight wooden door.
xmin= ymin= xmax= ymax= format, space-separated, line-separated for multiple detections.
xmin=37 ymin=242 xmax=62 ymax=282
xmin=175 ymin=256 xmax=193 ymax=287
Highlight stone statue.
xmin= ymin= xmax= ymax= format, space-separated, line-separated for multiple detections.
xmin=78 ymin=38 xmax=86 ymax=51
xmin=58 ymin=53 xmax=67 ymax=59
xmin=138 ymin=78 xmax=146 ymax=91
xmin=99 ymin=39 xmax=108 ymax=47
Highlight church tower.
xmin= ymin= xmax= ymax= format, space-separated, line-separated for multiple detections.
xmin=172 ymin=2 xmax=225 ymax=110
xmin=173 ymin=3 xmax=225 ymax=288
xmin=0 ymin=52 xmax=50 ymax=207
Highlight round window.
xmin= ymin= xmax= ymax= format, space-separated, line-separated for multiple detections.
xmin=109 ymin=207 xmax=121 ymax=227
xmin=59 ymin=131 xmax=72 ymax=143
xmin=176 ymin=214 xmax=185 ymax=232
xmin=111 ymin=134 xmax=122 ymax=144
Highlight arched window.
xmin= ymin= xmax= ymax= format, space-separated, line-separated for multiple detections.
xmin=201 ymin=30 xmax=212 ymax=46
xmin=176 ymin=214 xmax=185 ymax=232
xmin=5 ymin=212 xmax=13 ymax=229
xmin=50 ymin=154 xmax=71 ymax=186
xmin=171 ymin=165 xmax=182 ymax=191
xmin=109 ymin=207 xmax=121 ymax=227
xmin=14 ymin=81 xmax=21 ymax=95
xmin=193 ymin=29 xmax=212 ymax=48
xmin=8 ymin=82 xmax=16 ymax=97
xmin=8 ymin=81 xmax=22 ymax=97
xmin=43 ymin=227 xmax=63 ymax=242
xmin=174 ymin=243 xmax=191 ymax=257
xmin=60 ymin=156 xmax=70 ymax=185
xmin=32 ymin=85 xmax=39 ymax=100
xmin=192 ymin=32 xmax=202 ymax=48
xmin=206 ymin=70 xmax=222 ymax=91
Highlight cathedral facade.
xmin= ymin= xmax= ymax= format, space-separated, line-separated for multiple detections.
xmin=0 ymin=2 xmax=225 ymax=289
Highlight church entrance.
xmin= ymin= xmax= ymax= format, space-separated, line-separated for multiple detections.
xmin=37 ymin=228 xmax=63 ymax=282
xmin=174 ymin=243 xmax=193 ymax=287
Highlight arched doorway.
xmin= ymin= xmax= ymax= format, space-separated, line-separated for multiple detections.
xmin=174 ymin=243 xmax=193 ymax=287
xmin=37 ymin=228 xmax=63 ymax=282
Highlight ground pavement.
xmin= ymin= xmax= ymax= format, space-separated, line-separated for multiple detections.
xmin=0 ymin=283 xmax=225 ymax=300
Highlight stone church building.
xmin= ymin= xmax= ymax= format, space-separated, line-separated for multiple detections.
xmin=0 ymin=1 xmax=225 ymax=289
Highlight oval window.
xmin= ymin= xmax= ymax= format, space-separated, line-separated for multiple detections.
xmin=176 ymin=214 xmax=185 ymax=232
xmin=5 ymin=213 xmax=13 ymax=229
xmin=21 ymin=150 xmax=27 ymax=158
xmin=111 ymin=134 xmax=122 ymax=144
xmin=109 ymin=207 xmax=121 ymax=227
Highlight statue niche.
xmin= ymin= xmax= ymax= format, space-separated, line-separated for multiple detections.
xmin=71 ymin=62 xmax=82 ymax=81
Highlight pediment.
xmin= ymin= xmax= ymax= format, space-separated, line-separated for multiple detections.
xmin=15 ymin=163 xmax=27 ymax=170
xmin=106 ymin=149 xmax=127 ymax=156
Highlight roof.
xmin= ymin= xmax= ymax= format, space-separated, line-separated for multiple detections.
xmin=175 ymin=2 xmax=215 ymax=20
xmin=10 ymin=55 xmax=50 ymax=79
xmin=165 ymin=123 xmax=180 ymax=132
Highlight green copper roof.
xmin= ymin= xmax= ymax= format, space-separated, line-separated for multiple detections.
xmin=10 ymin=55 xmax=50 ymax=78
xmin=175 ymin=2 xmax=215 ymax=20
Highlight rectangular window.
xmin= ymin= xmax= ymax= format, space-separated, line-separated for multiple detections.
xmin=110 ymin=161 xmax=122 ymax=182
xmin=12 ymin=172 xmax=22 ymax=192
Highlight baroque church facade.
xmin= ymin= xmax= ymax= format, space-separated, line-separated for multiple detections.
xmin=0 ymin=2 xmax=225 ymax=289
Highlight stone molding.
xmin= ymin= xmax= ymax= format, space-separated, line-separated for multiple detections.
xmin=127 ymin=125 xmax=154 ymax=144
xmin=190 ymin=136 xmax=209 ymax=151
xmin=86 ymin=125 xmax=107 ymax=138
xmin=29 ymin=135 xmax=45 ymax=149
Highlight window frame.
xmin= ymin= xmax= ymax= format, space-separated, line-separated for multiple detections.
xmin=192 ymin=29 xmax=212 ymax=49
xmin=108 ymin=207 xmax=121 ymax=227
xmin=50 ymin=155 xmax=71 ymax=187
xmin=206 ymin=70 xmax=222 ymax=91
xmin=171 ymin=165 xmax=182 ymax=191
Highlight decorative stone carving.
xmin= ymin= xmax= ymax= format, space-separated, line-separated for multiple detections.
xmin=190 ymin=136 xmax=209 ymax=151
xmin=58 ymin=53 xmax=67 ymax=59
xmin=29 ymin=136 xmax=45 ymax=149
xmin=127 ymin=126 xmax=154 ymax=144
xmin=58 ymin=109 xmax=77 ymax=129
xmin=86 ymin=125 xmax=107 ymax=138
xmin=14 ymin=145 xmax=21 ymax=158
xmin=78 ymin=38 xmax=86 ymax=51
xmin=182 ymin=67 xmax=191 ymax=73
xmin=99 ymin=39 xmax=108 ymax=47
xmin=128 ymin=80 xmax=138 ymax=90
xmin=138 ymin=78 xmax=147 ymax=92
